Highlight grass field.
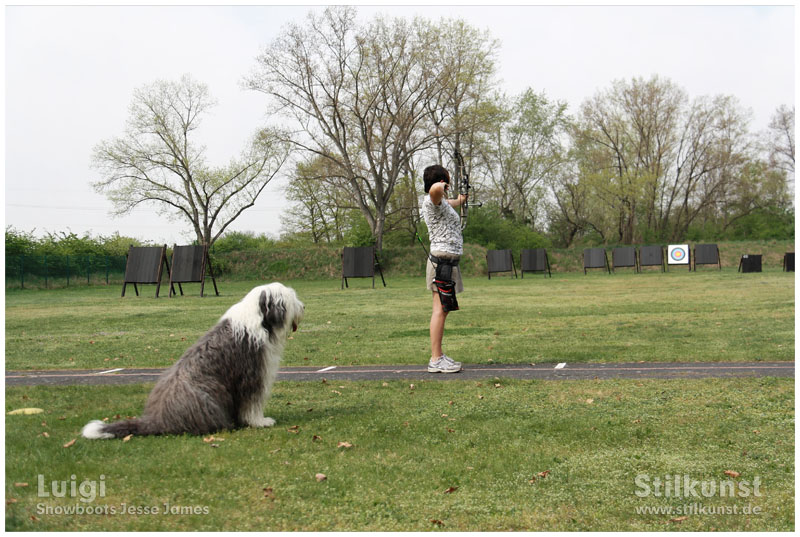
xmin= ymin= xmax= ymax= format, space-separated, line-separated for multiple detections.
xmin=5 ymin=377 xmax=794 ymax=531
xmin=5 ymin=270 xmax=794 ymax=370
xmin=5 ymin=271 xmax=794 ymax=530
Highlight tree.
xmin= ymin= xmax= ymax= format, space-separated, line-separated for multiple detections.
xmin=246 ymin=7 xmax=499 ymax=249
xmin=92 ymin=74 xmax=291 ymax=246
xmin=572 ymin=76 xmax=685 ymax=243
xmin=482 ymin=89 xmax=569 ymax=230
xmin=420 ymin=18 xmax=500 ymax=185
xmin=281 ymin=157 xmax=351 ymax=243
xmin=765 ymin=104 xmax=795 ymax=180
xmin=567 ymin=76 xmax=757 ymax=244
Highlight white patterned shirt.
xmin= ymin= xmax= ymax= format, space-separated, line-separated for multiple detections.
xmin=422 ymin=195 xmax=463 ymax=255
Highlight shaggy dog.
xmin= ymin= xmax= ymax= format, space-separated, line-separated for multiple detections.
xmin=82 ymin=283 xmax=304 ymax=439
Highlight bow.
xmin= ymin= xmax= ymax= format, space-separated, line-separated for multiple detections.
xmin=453 ymin=148 xmax=479 ymax=230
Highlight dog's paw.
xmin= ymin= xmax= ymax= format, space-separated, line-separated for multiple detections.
xmin=250 ymin=417 xmax=276 ymax=428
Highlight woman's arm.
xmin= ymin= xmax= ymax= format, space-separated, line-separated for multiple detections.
xmin=448 ymin=194 xmax=467 ymax=208
xmin=430 ymin=182 xmax=467 ymax=207
xmin=429 ymin=182 xmax=447 ymax=206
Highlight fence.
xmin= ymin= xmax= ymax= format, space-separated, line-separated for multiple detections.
xmin=6 ymin=255 xmax=128 ymax=289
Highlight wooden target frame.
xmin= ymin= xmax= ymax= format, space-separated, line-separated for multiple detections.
xmin=783 ymin=252 xmax=795 ymax=272
xmin=693 ymin=243 xmax=721 ymax=271
xmin=583 ymin=248 xmax=610 ymax=274
xmin=667 ymin=244 xmax=691 ymax=271
xmin=612 ymin=247 xmax=639 ymax=273
xmin=486 ymin=249 xmax=517 ymax=279
xmin=121 ymin=245 xmax=174 ymax=298
xmin=520 ymin=248 xmax=551 ymax=278
xmin=169 ymin=244 xmax=219 ymax=297
xmin=639 ymin=245 xmax=665 ymax=272
xmin=341 ymin=246 xmax=386 ymax=289
xmin=737 ymin=254 xmax=762 ymax=273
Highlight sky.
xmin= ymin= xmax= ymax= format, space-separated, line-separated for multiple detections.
xmin=3 ymin=2 xmax=795 ymax=246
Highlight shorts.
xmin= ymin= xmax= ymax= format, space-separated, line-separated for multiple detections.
xmin=426 ymin=251 xmax=464 ymax=294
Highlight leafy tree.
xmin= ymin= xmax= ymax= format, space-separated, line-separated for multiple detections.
xmin=211 ymin=231 xmax=276 ymax=253
xmin=567 ymin=76 xmax=763 ymax=243
xmin=91 ymin=74 xmax=291 ymax=247
xmin=462 ymin=203 xmax=549 ymax=251
xmin=5 ymin=227 xmax=38 ymax=256
xmin=282 ymin=157 xmax=352 ymax=244
xmin=482 ymin=89 xmax=569 ymax=230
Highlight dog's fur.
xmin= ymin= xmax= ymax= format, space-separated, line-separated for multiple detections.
xmin=82 ymin=283 xmax=304 ymax=439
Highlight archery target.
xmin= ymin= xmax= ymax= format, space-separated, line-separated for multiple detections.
xmin=667 ymin=244 xmax=690 ymax=265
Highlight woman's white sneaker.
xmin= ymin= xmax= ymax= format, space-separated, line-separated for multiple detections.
xmin=428 ymin=355 xmax=462 ymax=373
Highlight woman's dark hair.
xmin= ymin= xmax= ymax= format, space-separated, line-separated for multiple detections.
xmin=423 ymin=165 xmax=450 ymax=193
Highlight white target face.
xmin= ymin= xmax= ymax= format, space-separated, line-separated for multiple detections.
xmin=667 ymin=244 xmax=690 ymax=265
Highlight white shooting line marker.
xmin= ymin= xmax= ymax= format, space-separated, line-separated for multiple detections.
xmin=316 ymin=366 xmax=337 ymax=373
xmin=94 ymin=368 xmax=125 ymax=375
xmin=554 ymin=363 xmax=567 ymax=369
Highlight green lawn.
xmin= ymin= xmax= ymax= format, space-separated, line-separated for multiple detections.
xmin=5 ymin=377 xmax=794 ymax=531
xmin=5 ymin=270 xmax=794 ymax=370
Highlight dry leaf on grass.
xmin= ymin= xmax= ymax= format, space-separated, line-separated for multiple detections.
xmin=14 ymin=483 xmax=28 ymax=488
xmin=63 ymin=439 xmax=76 ymax=448
xmin=530 ymin=470 xmax=551 ymax=483
xmin=443 ymin=486 xmax=458 ymax=494
xmin=430 ymin=519 xmax=444 ymax=526
xmin=6 ymin=498 xmax=18 ymax=505
xmin=724 ymin=470 xmax=741 ymax=478
xmin=315 ymin=473 xmax=327 ymax=482
xmin=122 ymin=434 xmax=133 ymax=442
xmin=263 ymin=487 xmax=275 ymax=500
xmin=669 ymin=516 xmax=688 ymax=523
xmin=40 ymin=432 xmax=50 ymax=438
xmin=337 ymin=441 xmax=353 ymax=448
xmin=312 ymin=435 xmax=322 ymax=442
xmin=7 ymin=408 xmax=44 ymax=415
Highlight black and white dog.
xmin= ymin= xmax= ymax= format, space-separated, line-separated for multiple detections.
xmin=82 ymin=283 xmax=304 ymax=439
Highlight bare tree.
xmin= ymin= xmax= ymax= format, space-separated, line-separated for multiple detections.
xmin=91 ymin=74 xmax=291 ymax=246
xmin=766 ymin=104 xmax=795 ymax=179
xmin=246 ymin=7 xmax=499 ymax=249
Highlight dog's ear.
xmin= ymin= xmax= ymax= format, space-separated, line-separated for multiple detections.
xmin=259 ymin=291 xmax=269 ymax=329
xmin=259 ymin=290 xmax=286 ymax=335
